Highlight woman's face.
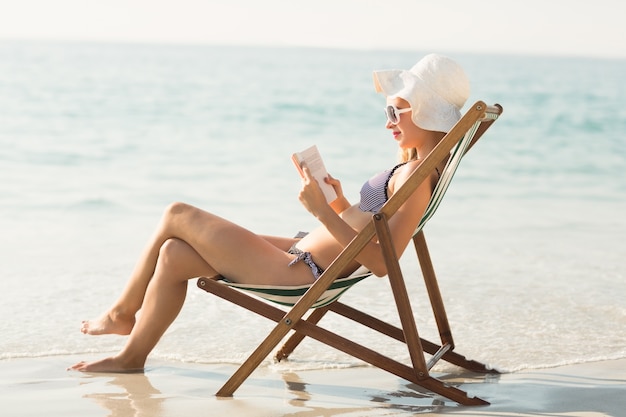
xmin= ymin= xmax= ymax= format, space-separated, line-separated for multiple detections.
xmin=385 ymin=97 xmax=431 ymax=149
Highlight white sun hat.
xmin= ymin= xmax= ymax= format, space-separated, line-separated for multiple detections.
xmin=373 ymin=53 xmax=470 ymax=132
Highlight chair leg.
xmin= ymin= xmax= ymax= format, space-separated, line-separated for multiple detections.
xmin=414 ymin=231 xmax=454 ymax=348
xmin=197 ymin=276 xmax=299 ymax=396
xmin=275 ymin=305 xmax=331 ymax=361
xmin=373 ymin=213 xmax=429 ymax=377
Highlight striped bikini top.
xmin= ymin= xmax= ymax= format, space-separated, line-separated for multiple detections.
xmin=359 ymin=162 xmax=408 ymax=213
xmin=359 ymin=161 xmax=441 ymax=213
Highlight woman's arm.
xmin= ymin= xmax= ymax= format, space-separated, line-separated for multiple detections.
xmin=299 ymin=163 xmax=431 ymax=277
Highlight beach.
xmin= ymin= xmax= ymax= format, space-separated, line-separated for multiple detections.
xmin=1 ymin=356 xmax=624 ymax=416
xmin=1 ymin=42 xmax=624 ymax=416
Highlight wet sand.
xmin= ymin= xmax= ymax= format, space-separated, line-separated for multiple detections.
xmin=1 ymin=356 xmax=624 ymax=416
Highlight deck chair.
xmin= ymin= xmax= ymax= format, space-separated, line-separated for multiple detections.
xmin=198 ymin=101 xmax=503 ymax=406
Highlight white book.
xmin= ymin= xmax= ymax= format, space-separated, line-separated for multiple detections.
xmin=291 ymin=145 xmax=338 ymax=204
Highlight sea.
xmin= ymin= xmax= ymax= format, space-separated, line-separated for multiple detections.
xmin=1 ymin=40 xmax=624 ymax=374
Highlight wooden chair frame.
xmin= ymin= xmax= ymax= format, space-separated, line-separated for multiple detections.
xmin=198 ymin=101 xmax=503 ymax=406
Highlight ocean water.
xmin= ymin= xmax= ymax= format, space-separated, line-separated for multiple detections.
xmin=1 ymin=40 xmax=624 ymax=374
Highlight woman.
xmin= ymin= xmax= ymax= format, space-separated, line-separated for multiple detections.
xmin=71 ymin=53 xmax=470 ymax=372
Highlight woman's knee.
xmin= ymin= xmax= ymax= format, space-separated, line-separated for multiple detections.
xmin=157 ymin=238 xmax=189 ymax=270
xmin=163 ymin=201 xmax=194 ymax=218
xmin=156 ymin=238 xmax=213 ymax=280
xmin=161 ymin=202 xmax=204 ymax=230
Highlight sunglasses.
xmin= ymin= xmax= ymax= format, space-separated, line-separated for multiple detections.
xmin=384 ymin=105 xmax=412 ymax=125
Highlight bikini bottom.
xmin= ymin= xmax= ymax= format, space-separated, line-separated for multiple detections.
xmin=287 ymin=244 xmax=324 ymax=280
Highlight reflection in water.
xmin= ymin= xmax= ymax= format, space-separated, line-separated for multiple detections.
xmin=283 ymin=372 xmax=311 ymax=407
xmin=78 ymin=366 xmax=499 ymax=416
xmin=282 ymin=372 xmax=371 ymax=417
xmin=83 ymin=373 xmax=164 ymax=417
xmin=279 ymin=370 xmax=485 ymax=416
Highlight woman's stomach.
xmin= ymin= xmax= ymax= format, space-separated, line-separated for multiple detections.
xmin=296 ymin=205 xmax=373 ymax=276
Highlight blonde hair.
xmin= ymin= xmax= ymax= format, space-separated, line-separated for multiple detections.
xmin=399 ymin=148 xmax=418 ymax=163
xmin=398 ymin=130 xmax=446 ymax=163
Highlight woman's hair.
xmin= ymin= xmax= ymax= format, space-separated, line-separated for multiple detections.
xmin=399 ymin=148 xmax=418 ymax=162
xmin=398 ymin=130 xmax=446 ymax=163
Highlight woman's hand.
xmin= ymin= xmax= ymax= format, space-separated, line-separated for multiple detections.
xmin=298 ymin=166 xmax=331 ymax=218
xmin=325 ymin=173 xmax=351 ymax=213
xmin=325 ymin=173 xmax=344 ymax=199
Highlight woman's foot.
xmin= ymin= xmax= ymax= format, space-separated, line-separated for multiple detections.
xmin=81 ymin=310 xmax=135 ymax=335
xmin=69 ymin=356 xmax=144 ymax=373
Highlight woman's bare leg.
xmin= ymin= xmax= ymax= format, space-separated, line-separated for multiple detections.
xmin=81 ymin=202 xmax=303 ymax=336
xmin=71 ymin=237 xmax=215 ymax=372
xmin=81 ymin=205 xmax=197 ymax=336
xmin=73 ymin=202 xmax=313 ymax=371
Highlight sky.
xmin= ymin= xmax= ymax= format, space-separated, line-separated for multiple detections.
xmin=1 ymin=0 xmax=625 ymax=59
